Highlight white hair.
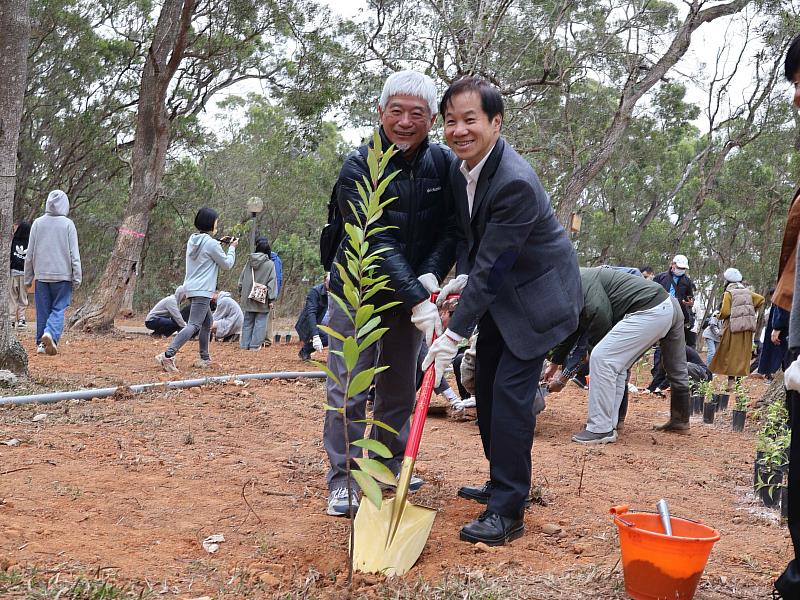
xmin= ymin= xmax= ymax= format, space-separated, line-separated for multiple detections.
xmin=379 ymin=70 xmax=438 ymax=115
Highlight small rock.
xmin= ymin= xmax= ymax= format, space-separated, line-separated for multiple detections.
xmin=1 ymin=439 xmax=20 ymax=447
xmin=474 ymin=542 xmax=491 ymax=553
xmin=732 ymin=516 xmax=743 ymax=524
xmin=258 ymin=572 xmax=280 ymax=586
xmin=572 ymin=543 xmax=588 ymax=555
xmin=32 ymin=413 xmax=47 ymax=422
xmin=556 ymin=530 xmax=569 ymax=539
xmin=0 ymin=370 xmax=17 ymax=388
xmin=541 ymin=523 xmax=562 ymax=535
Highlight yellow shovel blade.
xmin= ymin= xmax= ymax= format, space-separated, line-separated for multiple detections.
xmin=352 ymin=496 xmax=436 ymax=577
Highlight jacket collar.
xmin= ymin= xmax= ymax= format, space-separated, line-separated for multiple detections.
xmin=469 ymin=137 xmax=505 ymax=221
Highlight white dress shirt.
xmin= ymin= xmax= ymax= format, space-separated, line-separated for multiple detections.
xmin=459 ymin=144 xmax=496 ymax=217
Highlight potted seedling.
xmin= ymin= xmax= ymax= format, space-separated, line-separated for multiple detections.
xmin=689 ymin=379 xmax=704 ymax=415
xmin=756 ymin=435 xmax=787 ymax=508
xmin=781 ymin=481 xmax=789 ymax=522
xmin=700 ymin=380 xmax=716 ymax=424
xmin=713 ymin=379 xmax=729 ymax=412
xmin=731 ymin=378 xmax=748 ymax=432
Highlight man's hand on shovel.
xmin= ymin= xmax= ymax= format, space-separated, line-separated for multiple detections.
xmin=422 ymin=330 xmax=460 ymax=386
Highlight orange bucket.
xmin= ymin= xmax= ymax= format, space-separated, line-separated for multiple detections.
xmin=610 ymin=505 xmax=720 ymax=600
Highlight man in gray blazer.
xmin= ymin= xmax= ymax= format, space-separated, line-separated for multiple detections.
xmin=423 ymin=77 xmax=582 ymax=545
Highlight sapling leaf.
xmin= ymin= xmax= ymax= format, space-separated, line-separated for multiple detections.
xmin=328 ymin=292 xmax=355 ymax=326
xmin=323 ymin=403 xmax=344 ymax=413
xmin=374 ymin=301 xmax=403 ymax=312
xmin=355 ymin=457 xmax=397 ymax=486
xmin=358 ymin=328 xmax=390 ymax=352
xmin=354 ymin=305 xmax=375 ymax=329
xmin=352 ymin=438 xmax=393 ymax=459
xmin=351 ymin=469 xmax=383 ymax=509
xmin=353 ymin=418 xmax=399 ymax=435
xmin=348 ymin=368 xmax=377 ymax=397
xmin=343 ymin=337 xmax=359 ymax=371
xmin=357 ymin=316 xmax=382 ymax=338
xmin=317 ymin=325 xmax=346 ymax=343
xmin=313 ymin=362 xmax=341 ymax=386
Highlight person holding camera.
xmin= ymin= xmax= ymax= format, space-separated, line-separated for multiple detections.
xmin=156 ymin=207 xmax=237 ymax=372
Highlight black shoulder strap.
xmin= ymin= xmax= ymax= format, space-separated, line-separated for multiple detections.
xmin=429 ymin=143 xmax=449 ymax=189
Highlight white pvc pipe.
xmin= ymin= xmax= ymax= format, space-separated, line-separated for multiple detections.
xmin=0 ymin=371 xmax=326 ymax=407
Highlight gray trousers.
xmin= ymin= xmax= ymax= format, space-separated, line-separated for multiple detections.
xmin=167 ymin=296 xmax=212 ymax=360
xmin=586 ymin=297 xmax=688 ymax=433
xmin=323 ymin=301 xmax=422 ymax=491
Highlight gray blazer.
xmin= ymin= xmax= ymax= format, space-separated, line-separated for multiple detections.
xmin=447 ymin=138 xmax=583 ymax=360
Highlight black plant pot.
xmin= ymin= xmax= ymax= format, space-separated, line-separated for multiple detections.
xmin=274 ymin=333 xmax=281 ymax=343
xmin=759 ymin=469 xmax=783 ymax=508
xmin=703 ymin=402 xmax=716 ymax=424
xmin=284 ymin=334 xmax=291 ymax=343
xmin=782 ymin=485 xmax=789 ymax=521
xmin=714 ymin=393 xmax=729 ymax=412
xmin=754 ymin=451 xmax=765 ymax=488
xmin=731 ymin=409 xmax=746 ymax=432
xmin=691 ymin=394 xmax=703 ymax=415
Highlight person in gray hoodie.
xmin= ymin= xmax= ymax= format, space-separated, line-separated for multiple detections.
xmin=211 ymin=291 xmax=243 ymax=341
xmin=238 ymin=236 xmax=277 ymax=350
xmin=145 ymin=285 xmax=188 ymax=336
xmin=156 ymin=207 xmax=236 ymax=372
xmin=24 ymin=190 xmax=82 ymax=356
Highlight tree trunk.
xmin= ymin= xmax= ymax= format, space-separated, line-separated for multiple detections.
xmin=0 ymin=0 xmax=31 ymax=375
xmin=554 ymin=0 xmax=753 ymax=226
xmin=70 ymin=0 xmax=195 ymax=332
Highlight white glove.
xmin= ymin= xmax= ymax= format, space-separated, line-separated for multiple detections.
xmin=411 ymin=299 xmax=443 ymax=346
xmin=785 ymin=358 xmax=800 ymax=391
xmin=312 ymin=335 xmax=324 ymax=352
xmin=460 ymin=345 xmax=476 ymax=394
xmin=417 ymin=273 xmax=440 ymax=294
xmin=421 ymin=330 xmax=460 ymax=386
xmin=453 ymin=396 xmax=476 ymax=410
xmin=437 ymin=274 xmax=468 ymax=307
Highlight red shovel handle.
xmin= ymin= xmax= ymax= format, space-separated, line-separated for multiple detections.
xmin=404 ymin=292 xmax=459 ymax=461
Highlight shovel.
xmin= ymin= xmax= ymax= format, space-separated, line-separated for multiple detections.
xmin=352 ymin=298 xmax=457 ymax=576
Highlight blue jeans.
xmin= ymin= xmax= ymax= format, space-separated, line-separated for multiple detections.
xmin=240 ymin=311 xmax=269 ymax=350
xmin=705 ymin=338 xmax=717 ymax=366
xmin=35 ymin=281 xmax=73 ymax=345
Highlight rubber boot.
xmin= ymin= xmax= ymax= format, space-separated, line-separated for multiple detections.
xmin=653 ymin=387 xmax=690 ymax=433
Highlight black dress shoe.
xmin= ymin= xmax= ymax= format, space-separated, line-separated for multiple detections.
xmin=458 ymin=481 xmax=534 ymax=506
xmin=458 ymin=481 xmax=492 ymax=504
xmin=460 ymin=510 xmax=524 ymax=545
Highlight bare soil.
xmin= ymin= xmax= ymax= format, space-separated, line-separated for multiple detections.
xmin=0 ymin=324 xmax=791 ymax=598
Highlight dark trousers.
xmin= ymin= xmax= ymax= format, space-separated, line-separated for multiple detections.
xmin=776 ymin=384 xmax=800 ymax=596
xmin=145 ymin=316 xmax=181 ymax=336
xmin=474 ymin=312 xmax=544 ymax=520
xmin=452 ymin=348 xmax=469 ymax=399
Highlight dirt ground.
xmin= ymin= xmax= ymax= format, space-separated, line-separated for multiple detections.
xmin=0 ymin=322 xmax=792 ymax=599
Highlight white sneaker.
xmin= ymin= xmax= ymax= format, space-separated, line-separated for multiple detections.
xmin=41 ymin=332 xmax=57 ymax=355
xmin=36 ymin=343 xmax=46 ymax=354
xmin=327 ymin=487 xmax=359 ymax=517
xmin=155 ymin=352 xmax=178 ymax=372
xmin=16 ymin=318 xmax=26 ymax=329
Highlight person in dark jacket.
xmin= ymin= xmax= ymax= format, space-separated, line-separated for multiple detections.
xmin=654 ymin=254 xmax=697 ymax=346
xmin=238 ymin=237 xmax=277 ymax=350
xmin=423 ymin=78 xmax=582 ymax=545
xmin=296 ymin=277 xmax=329 ymax=361
xmin=546 ymin=267 xmax=690 ymax=444
xmin=774 ymin=34 xmax=800 ymax=599
xmin=757 ymin=293 xmax=789 ymax=379
xmin=9 ymin=220 xmax=30 ymax=328
xmin=323 ymin=70 xmax=457 ymax=517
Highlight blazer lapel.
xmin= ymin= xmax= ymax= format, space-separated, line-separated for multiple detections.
xmin=470 ymin=138 xmax=504 ymax=223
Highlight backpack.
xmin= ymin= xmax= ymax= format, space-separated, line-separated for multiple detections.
xmin=319 ymin=143 xmax=448 ymax=270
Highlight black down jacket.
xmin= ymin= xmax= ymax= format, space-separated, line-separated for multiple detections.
xmin=329 ymin=127 xmax=457 ymax=309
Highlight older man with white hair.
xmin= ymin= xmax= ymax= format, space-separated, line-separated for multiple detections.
xmin=322 ymin=71 xmax=457 ymax=516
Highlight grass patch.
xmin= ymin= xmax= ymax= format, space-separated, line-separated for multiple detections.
xmin=0 ymin=568 xmax=151 ymax=599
